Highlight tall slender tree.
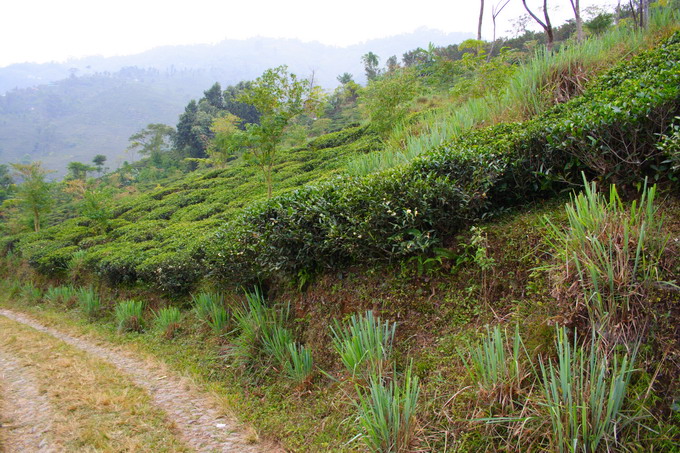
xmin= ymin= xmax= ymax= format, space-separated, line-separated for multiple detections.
xmin=570 ymin=0 xmax=584 ymax=41
xmin=237 ymin=66 xmax=321 ymax=198
xmin=478 ymin=0 xmax=485 ymax=40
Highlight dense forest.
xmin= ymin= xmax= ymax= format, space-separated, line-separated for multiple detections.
xmin=1 ymin=1 xmax=679 ymax=451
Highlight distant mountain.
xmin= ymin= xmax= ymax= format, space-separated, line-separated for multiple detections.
xmin=0 ymin=28 xmax=471 ymax=174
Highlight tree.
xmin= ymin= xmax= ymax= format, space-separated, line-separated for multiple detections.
xmin=208 ymin=114 xmax=244 ymax=167
xmin=203 ymin=82 xmax=224 ymax=110
xmin=521 ymin=0 xmax=555 ymax=51
xmin=488 ymin=0 xmax=512 ymax=60
xmin=223 ymin=81 xmax=261 ymax=127
xmin=11 ymin=162 xmax=52 ymax=232
xmin=337 ymin=73 xmax=354 ymax=85
xmin=361 ymin=52 xmax=381 ymax=82
xmin=237 ymin=66 xmax=320 ymax=198
xmin=385 ymin=55 xmax=400 ymax=73
xmin=569 ymin=0 xmax=584 ymax=42
xmin=92 ymin=154 xmax=107 ymax=174
xmin=127 ymin=123 xmax=176 ymax=165
xmin=359 ymin=69 xmax=420 ymax=138
xmin=478 ymin=0 xmax=485 ymax=41
xmin=67 ymin=161 xmax=96 ymax=181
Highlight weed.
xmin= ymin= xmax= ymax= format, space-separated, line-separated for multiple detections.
xmin=44 ymin=285 xmax=78 ymax=306
xmin=460 ymin=325 xmax=528 ymax=408
xmin=20 ymin=283 xmax=42 ymax=305
xmin=262 ymin=324 xmax=294 ymax=367
xmin=191 ymin=291 xmax=225 ymax=325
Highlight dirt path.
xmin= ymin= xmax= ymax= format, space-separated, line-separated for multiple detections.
xmin=0 ymin=350 xmax=54 ymax=452
xmin=0 ymin=309 xmax=274 ymax=453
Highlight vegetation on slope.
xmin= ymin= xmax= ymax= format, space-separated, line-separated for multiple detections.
xmin=0 ymin=5 xmax=679 ymax=452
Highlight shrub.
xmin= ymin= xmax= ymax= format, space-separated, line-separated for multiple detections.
xmin=330 ymin=311 xmax=396 ymax=380
xmin=355 ymin=365 xmax=420 ymax=453
xmin=153 ymin=306 xmax=182 ymax=339
xmin=114 ymin=300 xmax=145 ymax=333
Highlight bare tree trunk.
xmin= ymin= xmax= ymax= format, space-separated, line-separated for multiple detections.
xmin=629 ymin=0 xmax=639 ymax=28
xmin=641 ymin=0 xmax=650 ymax=28
xmin=570 ymin=0 xmax=583 ymax=42
xmin=522 ymin=0 xmax=555 ymax=51
xmin=487 ymin=0 xmax=511 ymax=61
xmin=478 ymin=0 xmax=485 ymax=41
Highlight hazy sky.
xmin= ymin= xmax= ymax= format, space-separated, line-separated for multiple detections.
xmin=2 ymin=0 xmax=612 ymax=67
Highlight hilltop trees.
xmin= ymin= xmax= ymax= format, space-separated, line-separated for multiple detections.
xmin=361 ymin=52 xmax=381 ymax=82
xmin=67 ymin=161 xmax=96 ymax=181
xmin=127 ymin=123 xmax=176 ymax=165
xmin=93 ymin=154 xmax=107 ymax=174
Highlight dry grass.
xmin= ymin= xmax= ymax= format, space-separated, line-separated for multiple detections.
xmin=0 ymin=316 xmax=189 ymax=452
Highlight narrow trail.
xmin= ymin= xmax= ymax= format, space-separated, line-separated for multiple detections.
xmin=0 ymin=350 xmax=54 ymax=452
xmin=0 ymin=309 xmax=275 ymax=453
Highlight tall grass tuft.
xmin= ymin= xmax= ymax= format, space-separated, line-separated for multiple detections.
xmin=355 ymin=365 xmax=420 ymax=452
xmin=461 ymin=324 xmax=528 ymax=407
xmin=330 ymin=311 xmax=396 ymax=380
xmin=539 ymin=328 xmax=638 ymax=453
xmin=284 ymin=343 xmax=314 ymax=386
xmin=231 ymin=288 xmax=289 ymax=369
xmin=544 ymin=178 xmax=668 ymax=331
xmin=77 ymin=287 xmax=101 ymax=319
xmin=114 ymin=300 xmax=145 ymax=333
xmin=20 ymin=282 xmax=42 ymax=304
xmin=153 ymin=306 xmax=182 ymax=339
xmin=44 ymin=285 xmax=78 ymax=305
xmin=191 ymin=291 xmax=224 ymax=324
xmin=262 ymin=324 xmax=294 ymax=367
xmin=207 ymin=303 xmax=230 ymax=334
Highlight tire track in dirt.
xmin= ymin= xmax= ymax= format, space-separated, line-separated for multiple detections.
xmin=0 ymin=309 xmax=276 ymax=453
xmin=0 ymin=349 xmax=54 ymax=452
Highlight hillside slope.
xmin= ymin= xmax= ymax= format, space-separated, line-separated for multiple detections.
xmin=6 ymin=32 xmax=678 ymax=295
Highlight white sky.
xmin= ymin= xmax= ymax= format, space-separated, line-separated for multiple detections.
xmin=1 ymin=0 xmax=613 ymax=67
